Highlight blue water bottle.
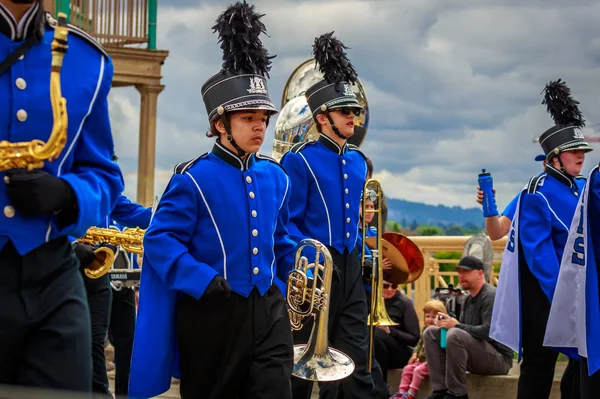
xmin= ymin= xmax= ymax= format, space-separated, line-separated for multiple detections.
xmin=440 ymin=328 xmax=447 ymax=349
xmin=478 ymin=168 xmax=498 ymax=217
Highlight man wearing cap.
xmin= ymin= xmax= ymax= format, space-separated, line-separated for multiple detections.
xmin=280 ymin=32 xmax=375 ymax=399
xmin=490 ymin=79 xmax=592 ymax=399
xmin=476 ymin=154 xmax=547 ymax=240
xmin=423 ymin=256 xmax=513 ymax=399
xmin=129 ymin=3 xmax=297 ymax=398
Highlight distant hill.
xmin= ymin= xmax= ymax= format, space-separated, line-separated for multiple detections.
xmin=387 ymin=198 xmax=484 ymax=229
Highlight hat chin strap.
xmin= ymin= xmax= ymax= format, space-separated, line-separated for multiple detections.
xmin=220 ymin=115 xmax=246 ymax=158
xmin=324 ymin=111 xmax=347 ymax=140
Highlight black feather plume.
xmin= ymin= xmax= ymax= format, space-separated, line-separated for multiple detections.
xmin=313 ymin=32 xmax=358 ymax=85
xmin=212 ymin=1 xmax=275 ymax=77
xmin=541 ymin=79 xmax=585 ymax=127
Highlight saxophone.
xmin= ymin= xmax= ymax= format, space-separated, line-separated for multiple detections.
xmin=0 ymin=12 xmax=69 ymax=172
xmin=77 ymin=226 xmax=145 ymax=279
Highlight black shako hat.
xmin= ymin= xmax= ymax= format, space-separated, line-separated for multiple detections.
xmin=539 ymin=79 xmax=593 ymax=158
xmin=201 ymin=1 xmax=277 ymax=123
xmin=305 ymin=32 xmax=362 ymax=117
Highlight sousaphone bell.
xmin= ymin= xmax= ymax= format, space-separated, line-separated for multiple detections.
xmin=272 ymin=59 xmax=370 ymax=161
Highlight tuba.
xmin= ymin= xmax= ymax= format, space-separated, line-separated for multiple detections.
xmin=287 ymin=239 xmax=355 ymax=381
xmin=272 ymin=59 xmax=370 ymax=161
xmin=77 ymin=226 xmax=145 ymax=279
xmin=0 ymin=13 xmax=69 ymax=172
xmin=361 ymin=179 xmax=425 ymax=369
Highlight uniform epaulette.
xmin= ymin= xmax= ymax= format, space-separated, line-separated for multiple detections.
xmin=173 ymin=153 xmax=208 ymax=175
xmin=290 ymin=140 xmax=317 ymax=154
xmin=45 ymin=13 xmax=109 ymax=60
xmin=526 ymin=173 xmax=546 ymax=194
xmin=347 ymin=143 xmax=367 ymax=162
xmin=256 ymin=153 xmax=287 ymax=174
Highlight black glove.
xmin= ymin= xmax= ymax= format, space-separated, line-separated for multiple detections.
xmin=204 ymin=275 xmax=231 ymax=299
xmin=72 ymin=242 xmax=96 ymax=269
xmin=5 ymin=169 xmax=76 ymax=217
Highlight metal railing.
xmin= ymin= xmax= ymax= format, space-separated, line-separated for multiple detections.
xmin=43 ymin=0 xmax=155 ymax=48
xmin=402 ymin=235 xmax=508 ymax=325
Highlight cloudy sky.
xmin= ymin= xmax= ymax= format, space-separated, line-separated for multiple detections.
xmin=108 ymin=0 xmax=600 ymax=213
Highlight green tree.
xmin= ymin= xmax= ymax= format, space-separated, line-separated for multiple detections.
xmin=415 ymin=225 xmax=443 ymax=236
xmin=444 ymin=225 xmax=465 ymax=236
xmin=385 ymin=220 xmax=402 ymax=232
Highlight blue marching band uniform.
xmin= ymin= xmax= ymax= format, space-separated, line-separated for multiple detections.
xmin=130 ymin=3 xmax=298 ymax=398
xmin=280 ymin=33 xmax=376 ymax=399
xmin=490 ymin=80 xmax=593 ymax=399
xmin=0 ymin=0 xmax=123 ymax=393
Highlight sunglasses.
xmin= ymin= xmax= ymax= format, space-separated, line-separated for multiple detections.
xmin=383 ymin=283 xmax=398 ymax=289
xmin=337 ymin=107 xmax=361 ymax=117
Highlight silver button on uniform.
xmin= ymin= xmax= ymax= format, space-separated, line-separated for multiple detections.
xmin=346 ymin=232 xmax=350 ymax=238
xmin=253 ymin=248 xmax=258 ymax=255
xmin=246 ymin=176 xmax=252 ymax=183
xmin=252 ymin=229 xmax=258 ymax=237
xmin=249 ymin=192 xmax=255 ymax=199
xmin=347 ymin=218 xmax=351 ymax=223
xmin=4 ymin=206 xmax=15 ymax=218
xmin=345 ymin=189 xmax=348 ymax=194
xmin=344 ymin=174 xmax=348 ymax=179
xmin=253 ymin=267 xmax=259 ymax=275
xmin=16 ymin=109 xmax=27 ymax=122
xmin=252 ymin=210 xmax=257 ymax=217
xmin=4 ymin=176 xmax=10 ymax=184
xmin=342 ymin=160 xmax=346 ymax=165
xmin=15 ymin=78 xmax=26 ymax=90
xmin=346 ymin=203 xmax=350 ymax=209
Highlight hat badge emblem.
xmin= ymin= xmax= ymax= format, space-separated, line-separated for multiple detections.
xmin=573 ymin=128 xmax=585 ymax=139
xmin=342 ymin=83 xmax=354 ymax=97
xmin=247 ymin=77 xmax=267 ymax=95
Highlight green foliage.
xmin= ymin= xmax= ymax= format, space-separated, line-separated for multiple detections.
xmin=386 ymin=221 xmax=402 ymax=233
xmin=415 ymin=225 xmax=443 ymax=236
xmin=434 ymin=251 xmax=462 ymax=271
xmin=444 ymin=225 xmax=465 ymax=236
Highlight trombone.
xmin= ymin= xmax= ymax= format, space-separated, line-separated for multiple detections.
xmin=361 ymin=179 xmax=398 ymax=370
xmin=287 ymin=239 xmax=355 ymax=381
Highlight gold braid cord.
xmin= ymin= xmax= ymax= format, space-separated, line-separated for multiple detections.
xmin=0 ymin=12 xmax=69 ymax=172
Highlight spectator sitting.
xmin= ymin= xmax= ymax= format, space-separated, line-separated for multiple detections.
xmin=373 ymin=280 xmax=421 ymax=383
xmin=423 ymin=256 xmax=513 ymax=399
xmin=390 ymin=299 xmax=448 ymax=399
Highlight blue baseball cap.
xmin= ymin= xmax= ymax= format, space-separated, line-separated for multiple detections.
xmin=535 ymin=154 xmax=546 ymax=162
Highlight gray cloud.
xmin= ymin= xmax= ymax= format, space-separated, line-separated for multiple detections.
xmin=109 ymin=0 xmax=600 ymax=211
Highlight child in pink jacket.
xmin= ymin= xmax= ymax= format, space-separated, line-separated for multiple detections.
xmin=390 ymin=299 xmax=447 ymax=399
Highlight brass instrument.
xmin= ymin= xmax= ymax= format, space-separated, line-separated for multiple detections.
xmin=287 ymin=239 xmax=355 ymax=381
xmin=362 ymin=179 xmax=425 ymax=369
xmin=272 ymin=59 xmax=370 ymax=160
xmin=77 ymin=226 xmax=145 ymax=279
xmin=0 ymin=13 xmax=69 ymax=172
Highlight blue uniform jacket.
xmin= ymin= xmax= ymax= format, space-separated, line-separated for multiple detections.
xmin=519 ymin=165 xmax=584 ymax=303
xmin=0 ymin=8 xmax=123 ymax=254
xmin=129 ymin=142 xmax=297 ymax=398
xmin=280 ymin=134 xmax=368 ymax=254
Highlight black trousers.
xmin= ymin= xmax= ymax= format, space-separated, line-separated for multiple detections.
xmin=580 ymin=357 xmax=600 ymax=399
xmin=82 ymin=271 xmax=112 ymax=398
xmin=108 ymin=286 xmax=136 ymax=396
xmin=176 ymin=284 xmax=293 ymax=399
xmin=0 ymin=238 xmax=91 ymax=392
xmin=292 ymin=247 xmax=376 ymax=399
xmin=518 ymin=258 xmax=580 ymax=399
xmin=373 ymin=328 xmax=412 ymax=382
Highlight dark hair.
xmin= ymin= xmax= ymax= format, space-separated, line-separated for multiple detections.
xmin=365 ymin=156 xmax=373 ymax=178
